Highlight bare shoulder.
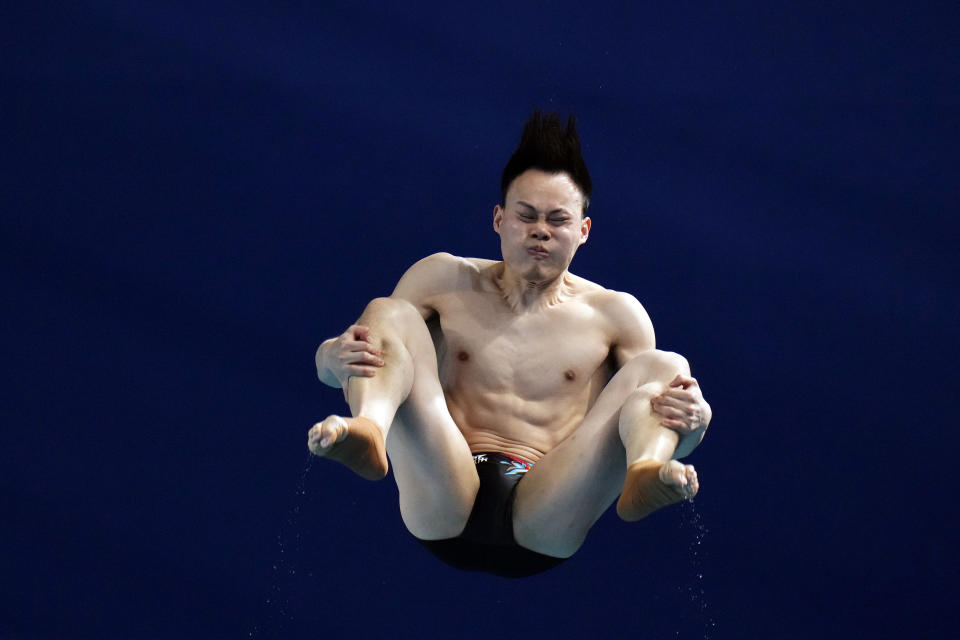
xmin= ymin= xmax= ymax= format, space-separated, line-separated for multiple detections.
xmin=596 ymin=289 xmax=652 ymax=327
xmin=577 ymin=280 xmax=656 ymax=356
xmin=391 ymin=252 xmax=484 ymax=315
xmin=564 ymin=271 xmax=608 ymax=297
xmin=462 ymin=256 xmax=499 ymax=272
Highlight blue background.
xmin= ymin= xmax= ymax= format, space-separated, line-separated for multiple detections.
xmin=3 ymin=2 xmax=957 ymax=638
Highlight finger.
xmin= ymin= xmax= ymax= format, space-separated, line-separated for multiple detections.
xmin=651 ymin=404 xmax=690 ymax=420
xmin=340 ymin=343 xmax=382 ymax=360
xmin=345 ymin=350 xmax=384 ymax=366
xmin=650 ymin=391 xmax=696 ymax=407
xmin=349 ymin=325 xmax=373 ymax=342
xmin=660 ymin=417 xmax=685 ymax=428
xmin=651 ymin=394 xmax=694 ymax=413
xmin=669 ymin=374 xmax=698 ymax=389
xmin=343 ymin=340 xmax=382 ymax=356
xmin=346 ymin=365 xmax=378 ymax=377
xmin=660 ymin=418 xmax=694 ymax=433
xmin=657 ymin=388 xmax=697 ymax=403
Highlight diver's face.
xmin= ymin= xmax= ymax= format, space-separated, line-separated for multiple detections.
xmin=493 ymin=169 xmax=590 ymax=282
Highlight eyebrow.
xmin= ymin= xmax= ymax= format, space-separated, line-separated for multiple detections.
xmin=516 ymin=200 xmax=571 ymax=216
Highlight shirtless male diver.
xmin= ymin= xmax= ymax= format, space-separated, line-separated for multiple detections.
xmin=309 ymin=111 xmax=712 ymax=577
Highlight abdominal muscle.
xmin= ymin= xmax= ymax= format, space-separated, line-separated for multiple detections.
xmin=442 ymin=368 xmax=609 ymax=464
xmin=424 ymin=266 xmax=616 ymax=463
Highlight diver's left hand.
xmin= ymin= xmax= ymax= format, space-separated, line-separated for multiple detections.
xmin=650 ymin=374 xmax=711 ymax=435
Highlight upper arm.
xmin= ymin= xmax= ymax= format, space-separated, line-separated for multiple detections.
xmin=603 ymin=292 xmax=656 ymax=368
xmin=390 ymin=252 xmax=459 ymax=320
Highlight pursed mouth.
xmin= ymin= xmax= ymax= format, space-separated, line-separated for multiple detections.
xmin=526 ymin=246 xmax=549 ymax=257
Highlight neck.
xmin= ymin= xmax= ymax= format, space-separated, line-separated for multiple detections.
xmin=493 ymin=263 xmax=575 ymax=312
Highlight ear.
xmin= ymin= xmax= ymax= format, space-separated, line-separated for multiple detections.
xmin=578 ymin=216 xmax=591 ymax=245
xmin=493 ymin=205 xmax=503 ymax=233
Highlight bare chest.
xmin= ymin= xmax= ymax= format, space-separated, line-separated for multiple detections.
xmin=431 ymin=291 xmax=611 ymax=399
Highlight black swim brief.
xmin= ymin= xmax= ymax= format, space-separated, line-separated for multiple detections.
xmin=417 ymin=452 xmax=566 ymax=578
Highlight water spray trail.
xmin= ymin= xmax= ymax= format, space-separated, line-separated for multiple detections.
xmin=249 ymin=454 xmax=314 ymax=638
xmin=681 ymin=498 xmax=717 ymax=639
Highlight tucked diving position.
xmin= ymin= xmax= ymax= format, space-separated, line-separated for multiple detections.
xmin=310 ymin=110 xmax=713 ymax=577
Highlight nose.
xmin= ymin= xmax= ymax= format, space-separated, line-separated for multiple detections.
xmin=529 ymin=222 xmax=551 ymax=241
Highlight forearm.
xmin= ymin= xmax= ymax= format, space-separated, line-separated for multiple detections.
xmin=315 ymin=339 xmax=341 ymax=388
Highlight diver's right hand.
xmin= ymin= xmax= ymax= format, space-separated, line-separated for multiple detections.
xmin=316 ymin=324 xmax=384 ymax=388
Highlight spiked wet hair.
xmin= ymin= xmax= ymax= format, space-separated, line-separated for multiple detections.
xmin=500 ymin=109 xmax=592 ymax=214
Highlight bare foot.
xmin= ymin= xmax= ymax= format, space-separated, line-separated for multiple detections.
xmin=658 ymin=460 xmax=699 ymax=500
xmin=616 ymin=459 xmax=699 ymax=522
xmin=307 ymin=415 xmax=388 ymax=481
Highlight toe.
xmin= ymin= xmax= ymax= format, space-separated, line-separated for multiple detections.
xmin=659 ymin=460 xmax=685 ymax=487
xmin=308 ymin=422 xmax=325 ymax=454
xmin=319 ymin=419 xmax=335 ymax=448
xmin=320 ymin=416 xmax=349 ymax=449
xmin=685 ymin=466 xmax=699 ymax=497
xmin=307 ymin=417 xmax=349 ymax=455
xmin=674 ymin=462 xmax=689 ymax=486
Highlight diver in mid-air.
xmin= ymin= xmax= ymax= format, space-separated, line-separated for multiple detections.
xmin=309 ymin=110 xmax=712 ymax=577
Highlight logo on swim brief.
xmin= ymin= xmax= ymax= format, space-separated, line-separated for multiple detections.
xmin=500 ymin=459 xmax=532 ymax=475
xmin=473 ymin=454 xmax=488 ymax=464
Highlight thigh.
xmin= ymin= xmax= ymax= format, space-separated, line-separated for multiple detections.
xmin=385 ymin=333 xmax=479 ymax=541
xmin=512 ymin=369 xmax=637 ymax=558
xmin=512 ymin=350 xmax=687 ymax=557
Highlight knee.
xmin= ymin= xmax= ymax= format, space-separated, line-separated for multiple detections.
xmin=363 ymin=296 xmax=420 ymax=323
xmin=400 ymin=474 xmax=478 ymax=540
xmin=360 ymin=297 xmax=425 ymax=346
xmin=623 ymin=349 xmax=690 ymax=386
xmin=513 ymin=517 xmax=585 ymax=559
xmin=654 ymin=350 xmax=690 ymax=378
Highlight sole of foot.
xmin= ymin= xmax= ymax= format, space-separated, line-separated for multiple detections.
xmin=616 ymin=459 xmax=698 ymax=521
xmin=308 ymin=415 xmax=388 ymax=481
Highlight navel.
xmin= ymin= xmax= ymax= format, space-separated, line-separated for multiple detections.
xmin=564 ymin=369 xmax=576 ymax=381
xmin=457 ymin=350 xmax=470 ymax=362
